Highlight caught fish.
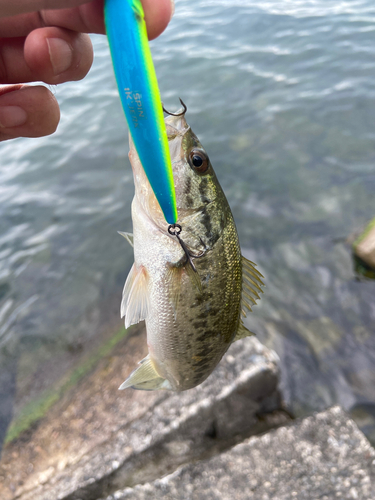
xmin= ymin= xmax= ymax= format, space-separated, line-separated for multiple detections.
xmin=119 ymin=105 xmax=264 ymax=391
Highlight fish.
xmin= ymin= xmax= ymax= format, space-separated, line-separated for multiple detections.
xmin=119 ymin=107 xmax=264 ymax=391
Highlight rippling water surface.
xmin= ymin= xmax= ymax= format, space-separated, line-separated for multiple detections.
xmin=1 ymin=0 xmax=375 ymax=447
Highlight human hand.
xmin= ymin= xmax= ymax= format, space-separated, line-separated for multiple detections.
xmin=0 ymin=0 xmax=173 ymax=141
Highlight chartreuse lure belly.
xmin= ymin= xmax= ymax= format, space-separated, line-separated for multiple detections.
xmin=105 ymin=0 xmax=177 ymax=224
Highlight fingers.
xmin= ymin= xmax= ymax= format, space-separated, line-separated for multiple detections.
xmin=0 ymin=27 xmax=93 ymax=85
xmin=0 ymin=0 xmax=91 ymax=17
xmin=0 ymin=85 xmax=60 ymax=141
xmin=0 ymin=0 xmax=174 ymax=142
xmin=0 ymin=0 xmax=173 ymax=39
xmin=0 ymin=1 xmax=105 ymax=37
xmin=142 ymin=0 xmax=174 ymax=40
xmin=0 ymin=0 xmax=172 ymax=85
xmin=25 ymin=27 xmax=94 ymax=84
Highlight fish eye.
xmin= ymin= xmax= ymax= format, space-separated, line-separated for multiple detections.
xmin=188 ymin=149 xmax=209 ymax=174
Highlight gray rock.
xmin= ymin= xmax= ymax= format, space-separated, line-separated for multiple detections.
xmin=16 ymin=337 xmax=283 ymax=500
xmin=111 ymin=406 xmax=375 ymax=500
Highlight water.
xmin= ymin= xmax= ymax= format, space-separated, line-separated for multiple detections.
xmin=1 ymin=0 xmax=375 ymax=450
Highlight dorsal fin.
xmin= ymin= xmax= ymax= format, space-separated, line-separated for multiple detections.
xmin=241 ymin=256 xmax=265 ymax=318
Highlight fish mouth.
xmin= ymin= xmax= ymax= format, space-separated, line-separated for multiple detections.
xmin=163 ymin=98 xmax=187 ymax=118
xmin=165 ymin=109 xmax=190 ymax=139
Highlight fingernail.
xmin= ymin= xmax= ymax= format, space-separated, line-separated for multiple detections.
xmin=0 ymin=106 xmax=27 ymax=128
xmin=47 ymin=38 xmax=73 ymax=75
xmin=169 ymin=0 xmax=175 ymax=20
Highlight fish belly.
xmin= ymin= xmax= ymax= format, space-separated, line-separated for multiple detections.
xmin=145 ymin=222 xmax=242 ymax=391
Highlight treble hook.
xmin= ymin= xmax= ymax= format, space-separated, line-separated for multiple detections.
xmin=163 ymin=98 xmax=187 ymax=117
xmin=168 ymin=224 xmax=203 ymax=273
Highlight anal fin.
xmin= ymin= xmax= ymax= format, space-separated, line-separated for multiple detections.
xmin=119 ymin=355 xmax=172 ymax=391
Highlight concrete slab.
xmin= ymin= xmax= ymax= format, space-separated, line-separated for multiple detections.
xmin=111 ymin=406 xmax=375 ymax=500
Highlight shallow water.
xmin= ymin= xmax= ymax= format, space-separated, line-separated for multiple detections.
xmin=1 ymin=0 xmax=375 ymax=448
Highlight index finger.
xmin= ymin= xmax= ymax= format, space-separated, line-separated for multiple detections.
xmin=0 ymin=0 xmax=90 ymax=18
xmin=0 ymin=0 xmax=172 ymax=39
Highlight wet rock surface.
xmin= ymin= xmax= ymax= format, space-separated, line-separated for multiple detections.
xmin=7 ymin=333 xmax=283 ymax=500
xmin=109 ymin=406 xmax=375 ymax=500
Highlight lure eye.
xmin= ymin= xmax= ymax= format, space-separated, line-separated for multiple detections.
xmin=188 ymin=149 xmax=209 ymax=174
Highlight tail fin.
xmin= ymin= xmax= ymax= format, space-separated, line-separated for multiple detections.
xmin=119 ymin=355 xmax=172 ymax=391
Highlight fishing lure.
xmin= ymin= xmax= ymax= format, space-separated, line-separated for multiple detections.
xmin=105 ymin=0 xmax=178 ymax=224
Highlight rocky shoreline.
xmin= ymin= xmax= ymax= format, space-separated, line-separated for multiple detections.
xmin=1 ymin=327 xmax=374 ymax=500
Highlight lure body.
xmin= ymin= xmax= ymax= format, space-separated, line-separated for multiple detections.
xmin=105 ymin=0 xmax=177 ymax=224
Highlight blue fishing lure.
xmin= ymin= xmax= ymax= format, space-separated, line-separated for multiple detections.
xmin=105 ymin=0 xmax=178 ymax=224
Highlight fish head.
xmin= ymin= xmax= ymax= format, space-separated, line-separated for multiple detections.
xmin=129 ymin=108 xmax=227 ymax=250
xmin=165 ymin=113 xmax=219 ymax=215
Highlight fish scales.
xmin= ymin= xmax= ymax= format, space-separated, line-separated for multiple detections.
xmin=120 ymin=109 xmax=263 ymax=392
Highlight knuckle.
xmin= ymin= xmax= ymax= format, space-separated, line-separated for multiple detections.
xmin=0 ymin=132 xmax=13 ymax=142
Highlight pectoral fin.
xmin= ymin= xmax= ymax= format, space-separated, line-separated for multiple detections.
xmin=119 ymin=355 xmax=172 ymax=391
xmin=185 ymin=260 xmax=203 ymax=293
xmin=167 ymin=255 xmax=203 ymax=319
xmin=166 ymin=264 xmax=183 ymax=318
xmin=233 ymin=320 xmax=255 ymax=342
xmin=121 ymin=264 xmax=149 ymax=328
xmin=241 ymin=256 xmax=265 ymax=318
